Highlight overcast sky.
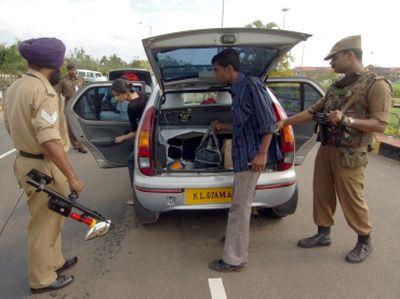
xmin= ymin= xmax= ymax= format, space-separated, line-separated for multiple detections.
xmin=1 ymin=0 xmax=399 ymax=67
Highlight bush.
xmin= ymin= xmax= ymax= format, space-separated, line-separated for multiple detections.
xmin=392 ymin=83 xmax=400 ymax=98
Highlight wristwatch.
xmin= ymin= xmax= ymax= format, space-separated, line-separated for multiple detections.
xmin=348 ymin=117 xmax=355 ymax=127
xmin=342 ymin=116 xmax=355 ymax=127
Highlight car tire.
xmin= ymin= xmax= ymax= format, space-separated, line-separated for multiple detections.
xmin=270 ymin=184 xmax=299 ymax=217
xmin=262 ymin=208 xmax=285 ymax=219
xmin=133 ymin=191 xmax=160 ymax=224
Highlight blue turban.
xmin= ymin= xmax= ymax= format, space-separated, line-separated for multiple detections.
xmin=19 ymin=37 xmax=66 ymax=69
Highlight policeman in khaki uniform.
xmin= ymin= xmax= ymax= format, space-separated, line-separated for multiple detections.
xmin=55 ymin=63 xmax=87 ymax=153
xmin=4 ymin=38 xmax=84 ymax=293
xmin=277 ymin=35 xmax=392 ymax=263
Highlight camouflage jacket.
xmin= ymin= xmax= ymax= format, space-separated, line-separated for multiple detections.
xmin=322 ymin=71 xmax=378 ymax=148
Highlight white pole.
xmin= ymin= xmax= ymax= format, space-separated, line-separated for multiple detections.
xmin=301 ymin=43 xmax=306 ymax=66
xmin=221 ymin=0 xmax=225 ymax=28
xmin=282 ymin=7 xmax=289 ymax=29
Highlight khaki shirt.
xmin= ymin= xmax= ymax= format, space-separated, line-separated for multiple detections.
xmin=308 ymin=74 xmax=392 ymax=124
xmin=55 ymin=75 xmax=85 ymax=100
xmin=4 ymin=69 xmax=70 ymax=154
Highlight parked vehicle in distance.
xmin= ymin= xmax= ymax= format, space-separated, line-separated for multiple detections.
xmin=77 ymin=69 xmax=107 ymax=83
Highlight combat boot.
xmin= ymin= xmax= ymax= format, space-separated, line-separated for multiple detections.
xmin=345 ymin=234 xmax=372 ymax=263
xmin=298 ymin=226 xmax=331 ymax=248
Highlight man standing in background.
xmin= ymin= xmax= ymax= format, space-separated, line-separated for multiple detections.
xmin=55 ymin=63 xmax=87 ymax=153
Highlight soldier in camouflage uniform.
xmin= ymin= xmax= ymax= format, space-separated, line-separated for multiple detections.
xmin=276 ymin=35 xmax=392 ymax=263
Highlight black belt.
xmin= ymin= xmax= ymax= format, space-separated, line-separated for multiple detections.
xmin=20 ymin=151 xmax=44 ymax=160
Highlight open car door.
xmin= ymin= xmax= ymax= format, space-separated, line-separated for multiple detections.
xmin=266 ymin=77 xmax=326 ymax=164
xmin=65 ymin=81 xmax=146 ymax=168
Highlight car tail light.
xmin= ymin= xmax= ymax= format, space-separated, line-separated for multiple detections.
xmin=138 ymin=106 xmax=156 ymax=176
xmin=272 ymin=101 xmax=295 ymax=171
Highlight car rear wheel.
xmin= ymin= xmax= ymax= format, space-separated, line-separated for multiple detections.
xmin=262 ymin=208 xmax=285 ymax=219
xmin=133 ymin=191 xmax=160 ymax=224
xmin=270 ymin=185 xmax=298 ymax=217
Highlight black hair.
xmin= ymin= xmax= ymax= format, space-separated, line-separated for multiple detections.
xmin=111 ymin=79 xmax=133 ymax=94
xmin=211 ymin=49 xmax=241 ymax=71
xmin=343 ymin=49 xmax=363 ymax=61
xmin=66 ymin=63 xmax=76 ymax=70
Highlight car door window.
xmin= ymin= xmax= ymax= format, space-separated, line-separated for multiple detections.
xmin=267 ymin=83 xmax=301 ymax=115
xmin=74 ymin=86 xmax=129 ymax=121
xmin=304 ymin=83 xmax=322 ymax=109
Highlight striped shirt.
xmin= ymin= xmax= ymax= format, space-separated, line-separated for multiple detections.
xmin=230 ymin=73 xmax=282 ymax=173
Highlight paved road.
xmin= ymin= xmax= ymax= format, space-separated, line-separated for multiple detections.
xmin=0 ymin=111 xmax=399 ymax=298
xmin=0 ymin=112 xmax=13 ymax=154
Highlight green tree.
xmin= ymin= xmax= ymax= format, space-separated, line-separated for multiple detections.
xmin=66 ymin=47 xmax=98 ymax=71
xmin=0 ymin=42 xmax=27 ymax=75
xmin=0 ymin=41 xmax=148 ymax=78
xmin=245 ymin=20 xmax=279 ymax=29
xmin=97 ymin=54 xmax=128 ymax=74
xmin=245 ymin=20 xmax=294 ymax=77
xmin=129 ymin=59 xmax=150 ymax=70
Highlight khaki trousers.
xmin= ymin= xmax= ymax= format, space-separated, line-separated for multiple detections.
xmin=223 ymin=171 xmax=261 ymax=266
xmin=313 ymin=145 xmax=372 ymax=236
xmin=14 ymin=155 xmax=69 ymax=289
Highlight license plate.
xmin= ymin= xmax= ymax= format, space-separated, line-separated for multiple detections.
xmin=185 ymin=187 xmax=233 ymax=205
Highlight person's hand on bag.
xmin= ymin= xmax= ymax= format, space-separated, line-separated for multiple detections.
xmin=251 ymin=153 xmax=267 ymax=172
xmin=114 ymin=135 xmax=126 ymax=144
xmin=275 ymin=120 xmax=285 ymax=132
xmin=212 ymin=120 xmax=224 ymax=132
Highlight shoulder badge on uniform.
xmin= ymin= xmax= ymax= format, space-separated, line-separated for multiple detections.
xmin=41 ymin=110 xmax=58 ymax=125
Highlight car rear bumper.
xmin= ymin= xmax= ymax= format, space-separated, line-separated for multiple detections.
xmin=134 ymin=168 xmax=297 ymax=212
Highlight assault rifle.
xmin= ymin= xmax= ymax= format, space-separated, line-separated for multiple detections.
xmin=312 ymin=112 xmax=347 ymax=145
xmin=313 ymin=112 xmax=330 ymax=145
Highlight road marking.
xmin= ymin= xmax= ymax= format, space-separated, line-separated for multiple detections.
xmin=208 ymin=278 xmax=227 ymax=299
xmin=0 ymin=148 xmax=16 ymax=160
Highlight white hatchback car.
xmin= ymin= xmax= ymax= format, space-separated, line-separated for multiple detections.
xmin=67 ymin=28 xmax=325 ymax=224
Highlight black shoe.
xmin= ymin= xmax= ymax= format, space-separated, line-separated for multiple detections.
xmin=345 ymin=239 xmax=373 ymax=264
xmin=56 ymin=257 xmax=78 ymax=274
xmin=31 ymin=275 xmax=74 ymax=294
xmin=77 ymin=147 xmax=87 ymax=154
xmin=208 ymin=259 xmax=245 ymax=272
xmin=298 ymin=233 xmax=331 ymax=248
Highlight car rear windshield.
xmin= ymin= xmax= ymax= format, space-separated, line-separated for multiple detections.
xmin=108 ymin=70 xmax=152 ymax=86
xmin=156 ymin=47 xmax=279 ymax=82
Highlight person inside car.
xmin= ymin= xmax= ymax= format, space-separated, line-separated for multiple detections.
xmin=111 ymin=79 xmax=148 ymax=205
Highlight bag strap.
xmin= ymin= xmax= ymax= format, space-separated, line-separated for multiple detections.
xmin=209 ymin=126 xmax=220 ymax=149
xmin=198 ymin=126 xmax=211 ymax=147
xmin=340 ymin=74 xmax=375 ymax=113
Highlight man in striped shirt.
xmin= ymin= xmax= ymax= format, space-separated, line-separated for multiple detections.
xmin=209 ymin=49 xmax=281 ymax=272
